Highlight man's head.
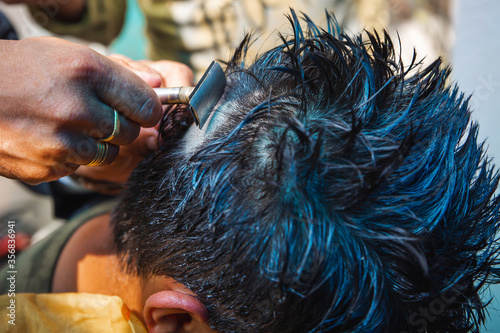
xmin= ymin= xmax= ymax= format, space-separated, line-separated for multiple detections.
xmin=113 ymin=11 xmax=500 ymax=333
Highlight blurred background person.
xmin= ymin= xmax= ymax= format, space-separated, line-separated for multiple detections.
xmin=0 ymin=0 xmax=455 ymax=77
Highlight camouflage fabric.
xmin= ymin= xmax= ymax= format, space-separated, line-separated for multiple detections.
xmin=29 ymin=0 xmax=454 ymax=77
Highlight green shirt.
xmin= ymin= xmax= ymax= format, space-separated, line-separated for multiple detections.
xmin=0 ymin=200 xmax=117 ymax=294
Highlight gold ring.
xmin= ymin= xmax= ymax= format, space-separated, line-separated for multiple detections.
xmin=102 ymin=110 xmax=121 ymax=142
xmin=85 ymin=141 xmax=109 ymax=167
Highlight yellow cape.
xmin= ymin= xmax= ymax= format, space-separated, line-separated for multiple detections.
xmin=0 ymin=293 xmax=147 ymax=332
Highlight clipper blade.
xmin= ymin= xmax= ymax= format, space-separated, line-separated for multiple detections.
xmin=153 ymin=61 xmax=226 ymax=129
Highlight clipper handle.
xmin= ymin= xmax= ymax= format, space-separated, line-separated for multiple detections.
xmin=154 ymin=87 xmax=195 ymax=104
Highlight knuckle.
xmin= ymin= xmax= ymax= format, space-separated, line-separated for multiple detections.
xmin=28 ymin=166 xmax=55 ymax=184
xmin=165 ymin=61 xmax=194 ymax=81
xmin=65 ymin=163 xmax=79 ymax=174
xmin=49 ymin=138 xmax=72 ymax=161
xmin=176 ymin=63 xmax=194 ymax=79
xmin=67 ymin=48 xmax=101 ymax=82
xmin=156 ymin=61 xmax=194 ymax=86
xmin=64 ymin=135 xmax=94 ymax=163
xmin=48 ymin=164 xmax=70 ymax=180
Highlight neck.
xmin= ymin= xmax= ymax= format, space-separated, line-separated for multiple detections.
xmin=52 ymin=213 xmax=145 ymax=322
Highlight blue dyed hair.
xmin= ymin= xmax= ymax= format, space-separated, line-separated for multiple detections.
xmin=113 ymin=10 xmax=500 ymax=332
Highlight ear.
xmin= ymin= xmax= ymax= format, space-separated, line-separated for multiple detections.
xmin=144 ymin=290 xmax=209 ymax=333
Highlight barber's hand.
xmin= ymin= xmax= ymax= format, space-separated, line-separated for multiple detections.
xmin=0 ymin=37 xmax=162 ymax=184
xmin=73 ymin=55 xmax=194 ymax=184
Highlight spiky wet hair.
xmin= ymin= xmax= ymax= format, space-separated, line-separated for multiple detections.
xmin=113 ymin=10 xmax=500 ymax=332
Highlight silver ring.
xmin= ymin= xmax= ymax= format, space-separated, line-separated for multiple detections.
xmin=102 ymin=110 xmax=121 ymax=142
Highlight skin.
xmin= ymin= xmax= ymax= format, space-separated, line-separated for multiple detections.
xmin=0 ymin=37 xmax=164 ymax=184
xmin=0 ymin=33 xmax=204 ymax=328
xmin=0 ymin=2 xmax=193 ymax=186
xmin=50 ymin=98 xmax=214 ymax=332
xmin=51 ymin=213 xmax=214 ymax=332
xmin=0 ymin=36 xmax=193 ymax=185
xmin=75 ymin=55 xmax=194 ymax=183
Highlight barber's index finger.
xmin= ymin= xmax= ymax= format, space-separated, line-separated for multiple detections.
xmin=94 ymin=59 xmax=163 ymax=128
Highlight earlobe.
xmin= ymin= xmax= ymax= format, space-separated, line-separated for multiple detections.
xmin=144 ymin=290 xmax=209 ymax=333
